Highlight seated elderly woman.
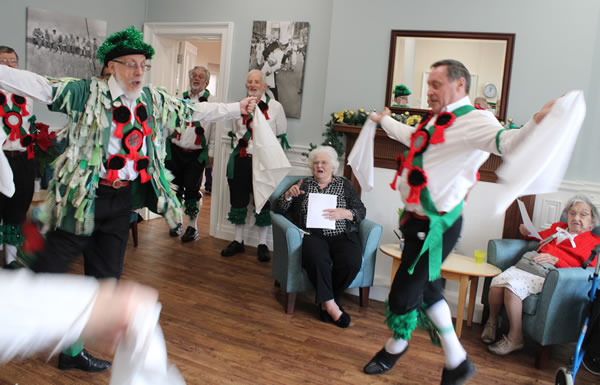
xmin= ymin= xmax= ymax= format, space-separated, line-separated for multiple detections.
xmin=482 ymin=195 xmax=600 ymax=355
xmin=273 ymin=145 xmax=366 ymax=328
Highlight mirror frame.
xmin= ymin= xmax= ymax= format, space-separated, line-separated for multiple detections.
xmin=385 ymin=30 xmax=515 ymax=122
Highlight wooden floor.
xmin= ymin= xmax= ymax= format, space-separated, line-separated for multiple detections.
xmin=1 ymin=194 xmax=598 ymax=385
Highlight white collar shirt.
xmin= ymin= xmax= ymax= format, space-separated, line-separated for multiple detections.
xmin=381 ymin=95 xmax=536 ymax=215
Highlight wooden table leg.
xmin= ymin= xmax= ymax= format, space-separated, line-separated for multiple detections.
xmin=455 ymin=275 xmax=469 ymax=338
xmin=467 ymin=276 xmax=478 ymax=327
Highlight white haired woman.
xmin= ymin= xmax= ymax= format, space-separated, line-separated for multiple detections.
xmin=482 ymin=195 xmax=600 ymax=355
xmin=273 ymin=145 xmax=366 ymax=328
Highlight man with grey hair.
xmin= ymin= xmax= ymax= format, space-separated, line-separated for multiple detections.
xmin=365 ymin=59 xmax=558 ymax=384
xmin=166 ymin=65 xmax=215 ymax=242
xmin=221 ymin=69 xmax=288 ymax=262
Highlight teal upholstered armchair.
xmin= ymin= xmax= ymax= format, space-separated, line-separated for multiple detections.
xmin=481 ymin=237 xmax=595 ymax=368
xmin=270 ymin=175 xmax=382 ymax=314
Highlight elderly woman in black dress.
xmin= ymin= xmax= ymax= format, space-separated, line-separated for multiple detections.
xmin=273 ymin=145 xmax=366 ymax=328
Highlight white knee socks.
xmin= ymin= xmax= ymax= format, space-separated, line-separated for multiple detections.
xmin=235 ymin=225 xmax=244 ymax=243
xmin=385 ymin=336 xmax=408 ymax=354
xmin=257 ymin=226 xmax=268 ymax=245
xmin=426 ymin=300 xmax=467 ymax=369
xmin=5 ymin=244 xmax=17 ymax=264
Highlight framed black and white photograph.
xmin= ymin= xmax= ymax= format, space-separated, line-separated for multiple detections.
xmin=248 ymin=21 xmax=309 ymax=119
xmin=26 ymin=7 xmax=107 ymax=79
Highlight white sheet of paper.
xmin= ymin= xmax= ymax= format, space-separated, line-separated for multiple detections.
xmin=518 ymin=199 xmax=542 ymax=240
xmin=306 ymin=193 xmax=337 ymax=229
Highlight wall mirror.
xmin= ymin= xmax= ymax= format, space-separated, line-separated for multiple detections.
xmin=385 ymin=30 xmax=515 ymax=121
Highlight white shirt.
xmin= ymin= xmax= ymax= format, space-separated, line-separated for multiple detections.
xmin=0 ymin=65 xmax=240 ymax=180
xmin=380 ymin=95 xmax=535 ymax=215
xmin=230 ymin=94 xmax=287 ymax=155
xmin=170 ymin=89 xmax=216 ymax=156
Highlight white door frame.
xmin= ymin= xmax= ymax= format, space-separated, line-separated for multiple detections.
xmin=143 ymin=22 xmax=233 ymax=238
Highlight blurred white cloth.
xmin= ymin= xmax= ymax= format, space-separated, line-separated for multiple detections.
xmin=110 ymin=303 xmax=185 ymax=385
xmin=0 ymin=269 xmax=98 ymax=362
xmin=347 ymin=117 xmax=376 ymax=192
xmin=495 ymin=90 xmax=586 ymax=214
xmin=0 ymin=130 xmax=15 ymax=197
xmin=252 ymin=106 xmax=291 ymax=212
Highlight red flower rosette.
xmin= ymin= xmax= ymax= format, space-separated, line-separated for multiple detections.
xmin=105 ymin=154 xmax=126 ymax=182
xmin=4 ymin=111 xmax=23 ymax=140
xmin=258 ymin=100 xmax=270 ymax=120
xmin=194 ymin=123 xmax=204 ymax=145
xmin=430 ymin=112 xmax=455 ymax=144
xmin=416 ymin=110 xmax=433 ymax=130
xmin=389 ymin=153 xmax=405 ymax=191
xmin=122 ymin=129 xmax=143 ymax=160
xmin=112 ymin=105 xmax=131 ymax=138
xmin=0 ymin=91 xmax=6 ymax=117
xmin=239 ymin=138 xmax=249 ymax=157
xmin=134 ymin=104 xmax=152 ymax=136
xmin=134 ymin=156 xmax=151 ymax=183
xmin=406 ymin=167 xmax=428 ymax=204
xmin=12 ymin=94 xmax=29 ymax=116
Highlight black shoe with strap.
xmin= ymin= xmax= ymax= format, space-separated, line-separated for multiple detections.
xmin=440 ymin=358 xmax=476 ymax=385
xmin=58 ymin=349 xmax=111 ymax=372
xmin=364 ymin=346 xmax=409 ymax=375
xmin=169 ymin=223 xmax=183 ymax=237
xmin=181 ymin=226 xmax=199 ymax=242
xmin=221 ymin=240 xmax=244 ymax=257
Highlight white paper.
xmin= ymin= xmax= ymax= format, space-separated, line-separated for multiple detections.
xmin=495 ymin=90 xmax=585 ymax=214
xmin=347 ymin=117 xmax=376 ymax=192
xmin=517 ymin=199 xmax=542 ymax=240
xmin=306 ymin=193 xmax=337 ymax=229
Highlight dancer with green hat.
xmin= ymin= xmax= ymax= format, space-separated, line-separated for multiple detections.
xmin=0 ymin=25 xmax=256 ymax=372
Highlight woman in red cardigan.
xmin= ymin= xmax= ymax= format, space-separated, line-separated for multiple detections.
xmin=481 ymin=195 xmax=600 ymax=355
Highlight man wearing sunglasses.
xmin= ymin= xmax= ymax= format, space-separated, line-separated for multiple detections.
xmin=0 ymin=26 xmax=256 ymax=373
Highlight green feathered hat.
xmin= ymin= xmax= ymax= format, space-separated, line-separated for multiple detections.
xmin=394 ymin=84 xmax=411 ymax=97
xmin=97 ymin=26 xmax=155 ymax=65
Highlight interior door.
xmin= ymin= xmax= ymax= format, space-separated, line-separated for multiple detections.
xmin=149 ymin=36 xmax=179 ymax=94
xmin=179 ymin=41 xmax=198 ymax=95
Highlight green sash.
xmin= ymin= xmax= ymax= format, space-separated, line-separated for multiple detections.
xmin=406 ymin=104 xmax=475 ymax=281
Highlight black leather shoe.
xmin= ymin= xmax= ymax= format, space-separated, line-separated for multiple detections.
xmin=364 ymin=346 xmax=409 ymax=375
xmin=181 ymin=226 xmax=199 ymax=242
xmin=440 ymin=358 xmax=475 ymax=385
xmin=221 ymin=240 xmax=244 ymax=257
xmin=3 ymin=260 xmax=21 ymax=270
xmin=169 ymin=223 xmax=183 ymax=237
xmin=319 ymin=308 xmax=333 ymax=323
xmin=257 ymin=244 xmax=270 ymax=262
xmin=58 ymin=349 xmax=111 ymax=372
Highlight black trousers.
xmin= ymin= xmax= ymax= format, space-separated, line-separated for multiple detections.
xmin=302 ymin=231 xmax=362 ymax=304
xmin=32 ymin=184 xmax=132 ymax=279
xmin=227 ymin=155 xmax=270 ymax=212
xmin=388 ymin=216 xmax=463 ymax=315
xmin=0 ymin=153 xmax=35 ymax=225
xmin=166 ymin=144 xmax=204 ymax=202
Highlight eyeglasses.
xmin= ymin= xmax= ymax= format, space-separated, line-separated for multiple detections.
xmin=0 ymin=59 xmax=18 ymax=65
xmin=190 ymin=73 xmax=207 ymax=80
xmin=112 ymin=60 xmax=152 ymax=72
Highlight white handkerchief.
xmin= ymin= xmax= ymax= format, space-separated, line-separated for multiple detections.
xmin=347 ymin=117 xmax=376 ymax=192
xmin=517 ymin=199 xmax=541 ymax=240
xmin=306 ymin=193 xmax=337 ymax=229
xmin=495 ymin=90 xmax=585 ymax=214
xmin=251 ymin=106 xmax=291 ymax=212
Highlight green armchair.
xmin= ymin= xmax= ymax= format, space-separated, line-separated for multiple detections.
xmin=270 ymin=175 xmax=382 ymax=314
xmin=482 ymin=238 xmax=594 ymax=368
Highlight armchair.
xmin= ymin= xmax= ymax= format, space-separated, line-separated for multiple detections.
xmin=270 ymin=175 xmax=382 ymax=314
xmin=482 ymin=237 xmax=594 ymax=368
